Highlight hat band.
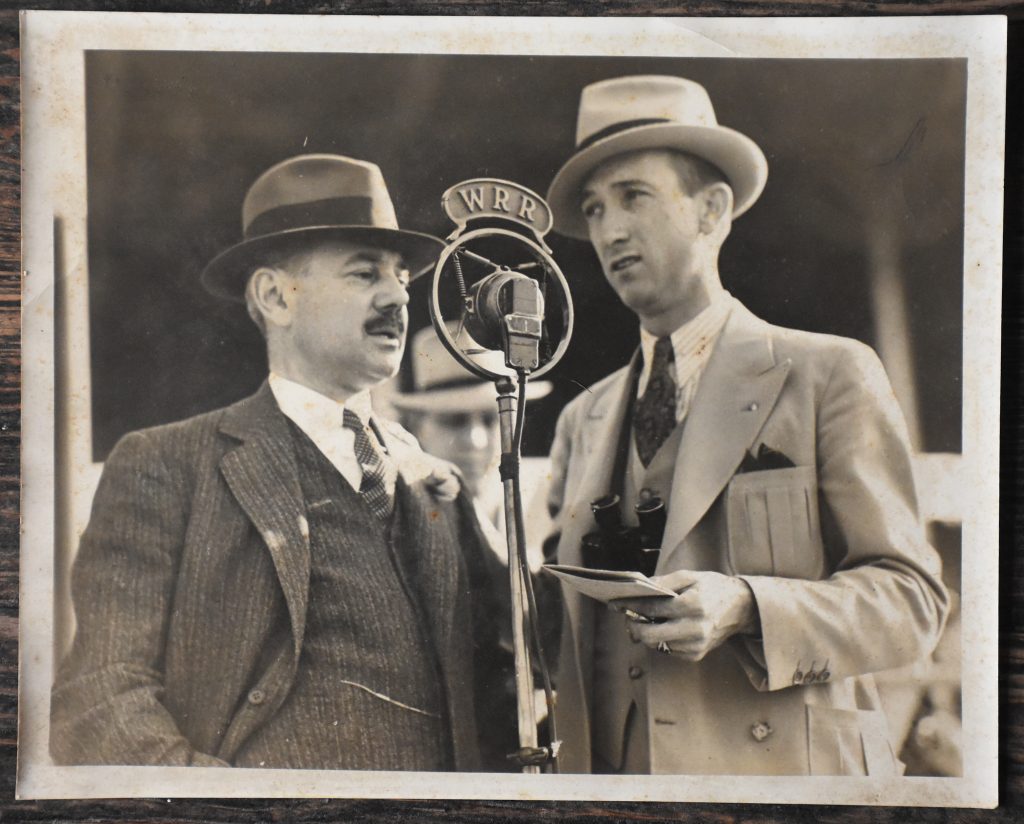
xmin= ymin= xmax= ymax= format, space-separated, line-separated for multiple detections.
xmin=244 ymin=196 xmax=377 ymax=239
xmin=415 ymin=375 xmax=495 ymax=394
xmin=576 ymin=117 xmax=672 ymax=152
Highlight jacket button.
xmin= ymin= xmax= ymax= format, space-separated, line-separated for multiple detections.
xmin=750 ymin=721 xmax=773 ymax=742
xmin=248 ymin=688 xmax=267 ymax=705
xmin=628 ymin=666 xmax=644 ymax=680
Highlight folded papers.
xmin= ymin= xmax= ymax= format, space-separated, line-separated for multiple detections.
xmin=542 ymin=564 xmax=676 ymax=603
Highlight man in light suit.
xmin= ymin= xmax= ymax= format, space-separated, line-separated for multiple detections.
xmin=50 ymin=154 xmax=510 ymax=770
xmin=543 ymin=76 xmax=950 ymax=775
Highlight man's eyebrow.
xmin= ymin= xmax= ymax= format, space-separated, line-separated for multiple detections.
xmin=581 ymin=178 xmax=654 ymax=200
xmin=343 ymin=250 xmax=405 ymax=268
xmin=608 ymin=178 xmax=654 ymax=190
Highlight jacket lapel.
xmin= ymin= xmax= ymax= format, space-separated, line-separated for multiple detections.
xmin=657 ymin=304 xmax=792 ymax=569
xmin=218 ymin=382 xmax=311 ymax=656
xmin=557 ymin=356 xmax=637 ymax=712
xmin=395 ymin=478 xmax=461 ymax=651
xmin=559 ymin=353 xmax=639 ymax=570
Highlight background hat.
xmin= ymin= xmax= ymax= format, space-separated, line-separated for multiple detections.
xmin=547 ymin=76 xmax=769 ymax=240
xmin=391 ymin=323 xmax=553 ymax=413
xmin=201 ymin=154 xmax=445 ymax=300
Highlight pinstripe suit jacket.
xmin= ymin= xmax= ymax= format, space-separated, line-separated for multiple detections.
xmin=49 ymin=382 xmax=502 ymax=769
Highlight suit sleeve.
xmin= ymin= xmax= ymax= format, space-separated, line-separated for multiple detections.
xmin=50 ymin=431 xmax=224 ymax=766
xmin=735 ymin=342 xmax=951 ymax=692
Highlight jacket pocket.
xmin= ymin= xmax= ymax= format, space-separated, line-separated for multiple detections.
xmin=725 ymin=466 xmax=825 ymax=580
xmin=806 ymin=705 xmax=903 ymax=776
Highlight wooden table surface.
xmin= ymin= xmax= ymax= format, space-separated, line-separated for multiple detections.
xmin=0 ymin=3 xmax=1019 ymax=821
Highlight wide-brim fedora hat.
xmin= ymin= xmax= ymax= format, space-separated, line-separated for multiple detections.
xmin=391 ymin=323 xmax=552 ymax=413
xmin=201 ymin=154 xmax=445 ymax=300
xmin=547 ymin=76 xmax=769 ymax=240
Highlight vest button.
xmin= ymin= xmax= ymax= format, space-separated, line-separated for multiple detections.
xmin=628 ymin=666 xmax=644 ymax=680
xmin=248 ymin=688 xmax=267 ymax=706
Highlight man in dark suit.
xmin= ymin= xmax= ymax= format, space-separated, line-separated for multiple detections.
xmin=50 ymin=154 xmax=508 ymax=771
xmin=543 ymin=76 xmax=950 ymax=775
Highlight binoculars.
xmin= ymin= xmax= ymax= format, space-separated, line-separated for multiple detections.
xmin=581 ymin=493 xmax=666 ymax=577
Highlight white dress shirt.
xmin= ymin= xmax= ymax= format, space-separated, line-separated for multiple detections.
xmin=268 ymin=373 xmax=397 ymax=497
xmin=637 ymin=289 xmax=735 ymax=423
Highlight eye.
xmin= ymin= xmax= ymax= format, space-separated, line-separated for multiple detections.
xmin=623 ymin=187 xmax=648 ymax=204
xmin=438 ymin=413 xmax=470 ymax=428
xmin=581 ymin=200 xmax=602 ymax=220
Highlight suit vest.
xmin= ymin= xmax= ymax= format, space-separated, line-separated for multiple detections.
xmin=234 ymin=423 xmax=450 ymax=770
xmin=591 ymin=396 xmax=687 ymax=771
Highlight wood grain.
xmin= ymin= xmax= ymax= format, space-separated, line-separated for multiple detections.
xmin=0 ymin=3 xmax=1020 ymax=821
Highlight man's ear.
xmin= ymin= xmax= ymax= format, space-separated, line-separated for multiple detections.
xmin=699 ymin=182 xmax=733 ymax=235
xmin=250 ymin=267 xmax=294 ymax=329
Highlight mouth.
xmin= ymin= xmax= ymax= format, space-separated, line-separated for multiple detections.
xmin=364 ymin=317 xmax=405 ymax=346
xmin=609 ymin=254 xmax=642 ymax=274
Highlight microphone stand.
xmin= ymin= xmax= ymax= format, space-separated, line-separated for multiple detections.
xmin=494 ymin=375 xmax=542 ymax=773
xmin=429 ymin=184 xmax=574 ymax=773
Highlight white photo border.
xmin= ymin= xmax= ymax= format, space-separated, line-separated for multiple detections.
xmin=18 ymin=11 xmax=1006 ymax=806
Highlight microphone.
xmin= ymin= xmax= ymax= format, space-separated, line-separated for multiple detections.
xmin=463 ymin=269 xmax=544 ymax=372
xmin=428 ymin=178 xmax=573 ymax=382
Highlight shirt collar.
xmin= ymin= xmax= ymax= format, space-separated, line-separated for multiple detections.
xmin=268 ymin=373 xmax=375 ymax=435
xmin=640 ymin=290 xmax=733 ymax=364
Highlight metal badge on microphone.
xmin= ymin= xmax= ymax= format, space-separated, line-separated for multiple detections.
xmin=442 ymin=178 xmax=553 ymax=240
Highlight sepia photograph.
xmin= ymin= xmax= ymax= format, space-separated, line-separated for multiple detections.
xmin=18 ymin=12 xmax=1004 ymax=806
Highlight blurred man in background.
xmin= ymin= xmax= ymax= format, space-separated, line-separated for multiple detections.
xmin=391 ymin=323 xmax=552 ymax=566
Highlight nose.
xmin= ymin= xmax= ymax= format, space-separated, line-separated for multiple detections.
xmin=373 ymin=268 xmax=411 ymax=311
xmin=591 ymin=207 xmax=631 ymax=253
xmin=465 ymin=415 xmax=491 ymax=451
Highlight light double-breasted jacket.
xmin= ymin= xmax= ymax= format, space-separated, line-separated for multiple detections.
xmin=546 ymin=301 xmax=950 ymax=775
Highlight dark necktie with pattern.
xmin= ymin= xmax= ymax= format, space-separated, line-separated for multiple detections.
xmin=633 ymin=336 xmax=678 ymax=467
xmin=342 ymin=409 xmax=393 ymax=520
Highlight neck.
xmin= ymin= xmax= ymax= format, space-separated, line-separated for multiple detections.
xmin=268 ymin=349 xmax=363 ymax=404
xmin=639 ymin=269 xmax=724 ymax=338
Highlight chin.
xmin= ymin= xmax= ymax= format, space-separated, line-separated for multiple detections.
xmin=617 ymin=288 xmax=658 ymax=316
xmin=375 ymin=350 xmax=404 ymax=374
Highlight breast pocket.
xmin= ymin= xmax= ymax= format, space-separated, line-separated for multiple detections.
xmin=725 ymin=466 xmax=825 ymax=580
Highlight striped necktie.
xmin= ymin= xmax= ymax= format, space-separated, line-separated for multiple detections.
xmin=342 ymin=409 xmax=393 ymax=520
xmin=634 ymin=336 xmax=678 ymax=467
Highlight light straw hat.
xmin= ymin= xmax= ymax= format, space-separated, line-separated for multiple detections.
xmin=547 ymin=76 xmax=768 ymax=240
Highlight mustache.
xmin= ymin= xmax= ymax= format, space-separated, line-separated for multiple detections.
xmin=364 ymin=312 xmax=406 ymax=337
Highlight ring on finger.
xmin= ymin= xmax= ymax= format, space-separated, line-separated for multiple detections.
xmin=656 ymin=641 xmax=673 ymax=655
